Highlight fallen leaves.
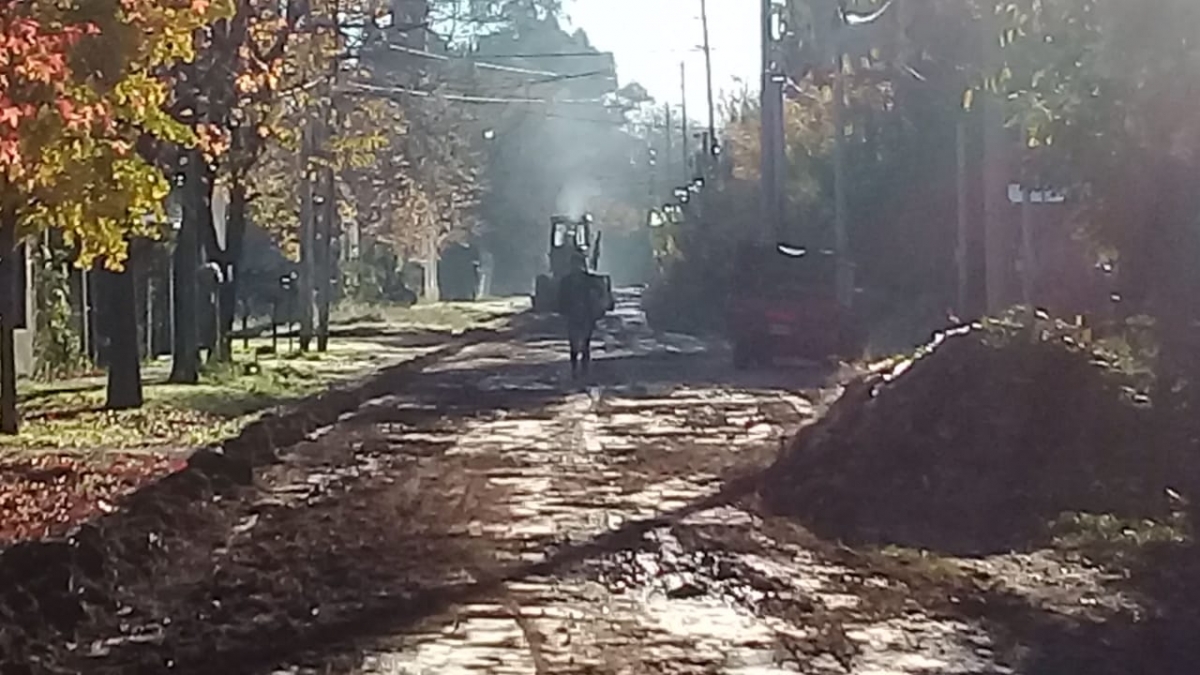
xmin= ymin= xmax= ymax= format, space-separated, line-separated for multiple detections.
xmin=0 ymin=452 xmax=187 ymax=545
xmin=14 ymin=403 xmax=249 ymax=451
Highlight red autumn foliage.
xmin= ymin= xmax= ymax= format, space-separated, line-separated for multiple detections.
xmin=0 ymin=9 xmax=105 ymax=178
xmin=0 ymin=453 xmax=187 ymax=545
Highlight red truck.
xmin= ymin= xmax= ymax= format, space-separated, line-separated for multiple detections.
xmin=726 ymin=244 xmax=863 ymax=368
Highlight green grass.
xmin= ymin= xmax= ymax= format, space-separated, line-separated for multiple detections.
xmin=1049 ymin=511 xmax=1190 ymax=568
xmin=3 ymin=298 xmax=524 ymax=453
xmin=5 ymin=337 xmax=427 ymax=452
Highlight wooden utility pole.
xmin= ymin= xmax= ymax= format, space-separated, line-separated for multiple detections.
xmin=981 ymin=3 xmax=1008 ymax=313
xmin=680 ymin=61 xmax=689 ymax=177
xmin=1019 ymin=173 xmax=1035 ymax=306
xmin=956 ymin=119 xmax=970 ymax=315
xmin=316 ymin=0 xmax=341 ymax=351
xmin=760 ymin=0 xmax=780 ymax=243
xmin=298 ymin=121 xmax=316 ymax=352
xmin=664 ymin=102 xmax=674 ymax=180
xmin=832 ymin=55 xmax=852 ymax=307
xmin=315 ymin=103 xmax=335 ymax=352
xmin=700 ymin=0 xmax=717 ymax=158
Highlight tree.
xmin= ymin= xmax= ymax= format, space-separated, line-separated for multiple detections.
xmin=152 ymin=0 xmax=277 ymax=379
xmin=0 ymin=0 xmax=226 ymax=430
xmin=211 ymin=0 xmax=297 ymax=360
xmin=973 ymin=0 xmax=1200 ymax=389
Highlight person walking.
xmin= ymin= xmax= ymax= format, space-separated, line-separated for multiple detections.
xmin=557 ymin=251 xmax=610 ymax=378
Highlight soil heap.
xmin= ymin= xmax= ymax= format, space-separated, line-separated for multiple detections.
xmin=760 ymin=317 xmax=1170 ymax=554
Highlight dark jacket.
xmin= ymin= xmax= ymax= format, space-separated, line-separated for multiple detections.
xmin=558 ymin=271 xmax=611 ymax=325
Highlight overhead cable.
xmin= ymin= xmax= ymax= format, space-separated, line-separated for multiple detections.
xmin=386 ymin=44 xmax=563 ymax=78
xmin=344 ymin=81 xmax=611 ymax=106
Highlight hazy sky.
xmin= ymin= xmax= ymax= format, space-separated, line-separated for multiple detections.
xmin=564 ymin=0 xmax=760 ymax=120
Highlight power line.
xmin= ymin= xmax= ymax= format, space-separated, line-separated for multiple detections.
xmin=344 ymin=81 xmax=610 ymax=106
xmin=467 ymin=51 xmax=616 ymax=59
xmin=387 ymin=44 xmax=565 ymax=78
xmin=342 ymin=82 xmax=657 ymax=129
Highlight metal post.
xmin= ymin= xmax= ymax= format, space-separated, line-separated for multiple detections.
xmin=146 ymin=276 xmax=153 ymax=357
xmin=167 ymin=256 xmax=174 ymax=354
xmin=81 ymin=268 xmax=91 ymax=362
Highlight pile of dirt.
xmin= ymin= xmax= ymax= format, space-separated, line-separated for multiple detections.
xmin=760 ymin=317 xmax=1173 ymax=554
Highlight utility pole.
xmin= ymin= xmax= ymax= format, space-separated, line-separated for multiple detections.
xmin=823 ymin=0 xmax=899 ymax=309
xmin=831 ymin=48 xmax=853 ymax=308
xmin=298 ymin=121 xmax=316 ymax=352
xmin=981 ymin=4 xmax=1008 ymax=313
xmin=760 ymin=0 xmax=778 ymax=243
xmin=664 ymin=102 xmax=673 ymax=181
xmin=680 ymin=61 xmax=689 ymax=178
xmin=1019 ymin=168 xmax=1035 ymax=306
xmin=700 ymin=0 xmax=717 ymax=158
xmin=315 ymin=102 xmax=335 ymax=352
xmin=316 ymin=0 xmax=341 ymax=352
xmin=956 ymin=119 xmax=970 ymax=315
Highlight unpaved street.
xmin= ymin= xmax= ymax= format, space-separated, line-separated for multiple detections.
xmin=249 ymin=290 xmax=1010 ymax=675
xmin=29 ymin=291 xmax=1135 ymax=675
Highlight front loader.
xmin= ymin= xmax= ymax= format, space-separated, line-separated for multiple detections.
xmin=532 ymin=214 xmax=612 ymax=314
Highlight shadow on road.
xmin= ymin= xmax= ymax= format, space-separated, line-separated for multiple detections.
xmin=267 ymin=329 xmax=1200 ymax=675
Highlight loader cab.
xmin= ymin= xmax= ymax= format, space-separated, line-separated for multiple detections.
xmin=551 ymin=217 xmax=591 ymax=249
xmin=549 ymin=214 xmax=596 ymax=277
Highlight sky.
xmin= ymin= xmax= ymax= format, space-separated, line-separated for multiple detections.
xmin=564 ymin=0 xmax=761 ymax=122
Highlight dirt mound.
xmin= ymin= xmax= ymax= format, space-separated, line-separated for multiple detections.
xmin=760 ymin=317 xmax=1169 ymax=554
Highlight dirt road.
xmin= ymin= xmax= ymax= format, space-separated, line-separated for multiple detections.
xmin=27 ymin=290 xmax=1127 ymax=674
xmin=238 ymin=289 xmax=1006 ymax=675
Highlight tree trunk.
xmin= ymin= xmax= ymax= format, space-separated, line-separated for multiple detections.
xmin=298 ymin=123 xmax=316 ymax=352
xmin=0 ymin=203 xmax=17 ymax=434
xmin=218 ymin=179 xmax=248 ymax=361
xmin=423 ymin=235 xmax=440 ymax=303
xmin=169 ymin=149 xmax=206 ymax=384
xmin=102 ymin=260 xmax=143 ymax=410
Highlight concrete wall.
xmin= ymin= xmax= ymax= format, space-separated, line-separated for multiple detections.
xmin=13 ymin=247 xmax=35 ymax=377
